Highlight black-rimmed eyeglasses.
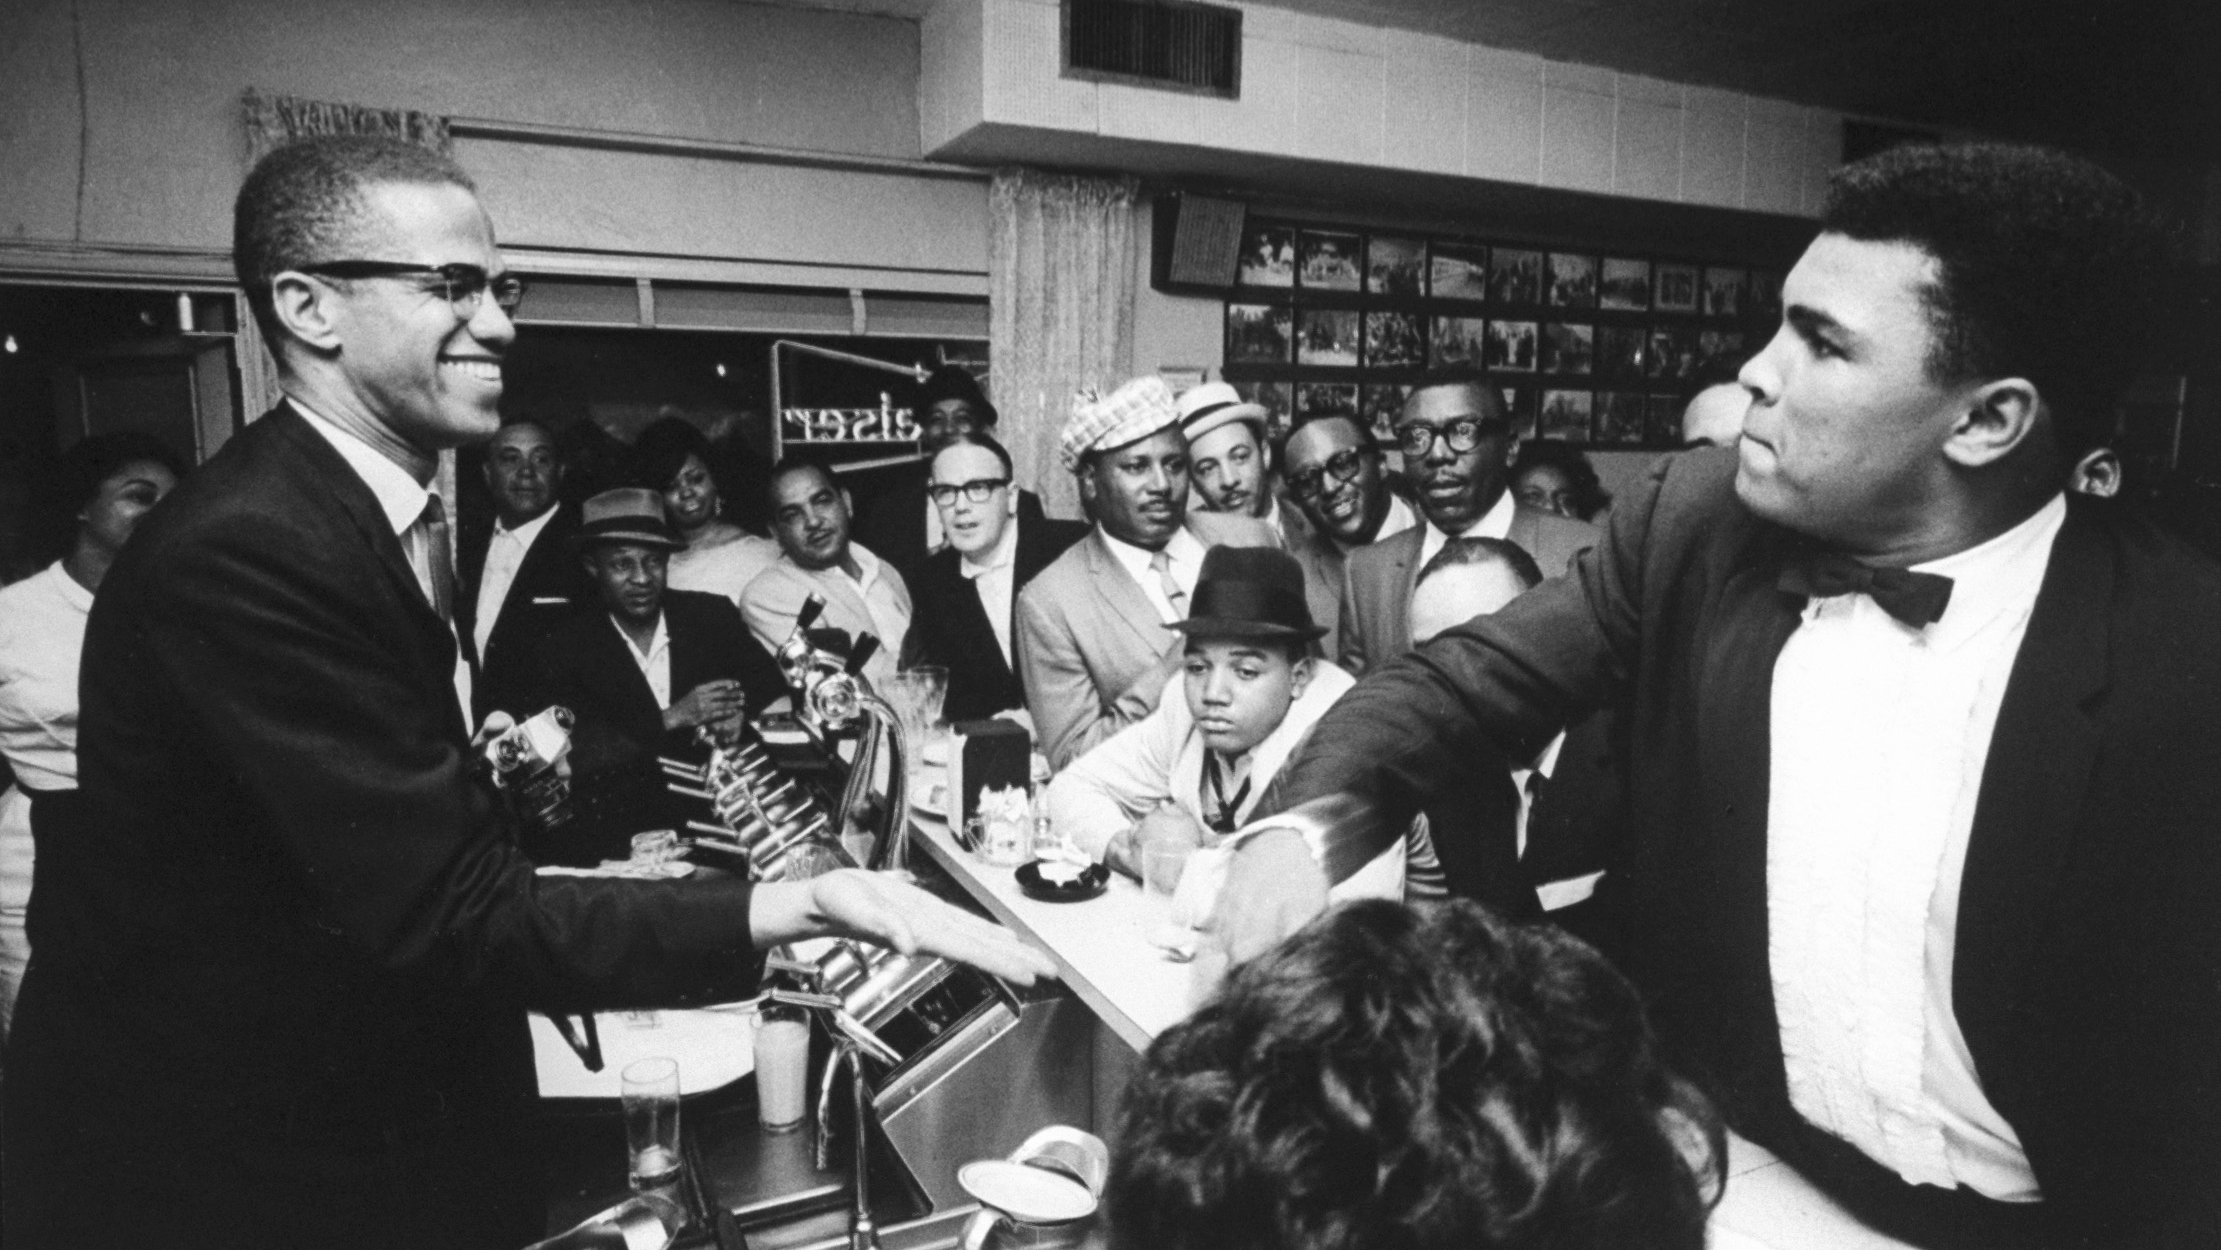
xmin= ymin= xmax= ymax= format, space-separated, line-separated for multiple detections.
xmin=1396 ymin=416 xmax=1506 ymax=460
xmin=1284 ymin=448 xmax=1368 ymax=499
xmin=297 ymin=261 xmax=526 ymax=317
xmin=926 ymin=477 xmax=1009 ymax=506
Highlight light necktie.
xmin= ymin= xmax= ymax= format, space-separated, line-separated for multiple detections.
xmin=1149 ymin=548 xmax=1188 ymax=618
xmin=416 ymin=495 xmax=455 ymax=624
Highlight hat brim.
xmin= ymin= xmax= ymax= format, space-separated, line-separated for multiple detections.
xmin=571 ymin=526 xmax=684 ymax=552
xmin=1181 ymin=402 xmax=1271 ymax=444
xmin=1168 ymin=617 xmax=1327 ymax=643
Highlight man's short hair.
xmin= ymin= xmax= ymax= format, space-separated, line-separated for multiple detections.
xmin=1415 ymin=535 xmax=1544 ymax=592
xmin=932 ymin=431 xmax=1015 ymax=482
xmin=233 ymin=135 xmax=477 ymax=343
xmin=767 ymin=453 xmax=839 ymax=503
xmin=1290 ymin=409 xmax=1373 ymax=448
xmin=1819 ymin=142 xmax=2166 ymax=458
xmin=1111 ymin=899 xmax=1723 ymax=1250
xmin=1403 ymin=367 xmax=1509 ymax=418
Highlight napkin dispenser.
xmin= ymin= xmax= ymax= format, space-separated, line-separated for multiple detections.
xmin=943 ymin=719 xmax=1032 ymax=833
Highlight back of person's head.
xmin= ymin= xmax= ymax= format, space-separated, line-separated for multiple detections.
xmin=1819 ymin=142 xmax=2166 ymax=463
xmin=1111 ymin=898 xmax=1722 ymax=1250
xmin=39 ymin=432 xmax=187 ymax=562
xmin=630 ymin=416 xmax=717 ymax=494
xmin=1417 ymin=535 xmax=1543 ymax=593
xmin=233 ymin=135 xmax=476 ymax=344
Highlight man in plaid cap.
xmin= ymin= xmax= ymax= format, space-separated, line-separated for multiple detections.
xmin=1016 ymin=376 xmax=1276 ymax=769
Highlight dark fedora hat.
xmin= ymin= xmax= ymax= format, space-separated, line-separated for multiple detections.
xmin=572 ymin=487 xmax=682 ymax=551
xmin=1169 ymin=546 xmax=1326 ymax=643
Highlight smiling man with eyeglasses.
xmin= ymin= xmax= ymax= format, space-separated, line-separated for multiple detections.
xmin=1335 ymin=370 xmax=1599 ymax=676
xmin=901 ymin=434 xmax=1086 ymax=723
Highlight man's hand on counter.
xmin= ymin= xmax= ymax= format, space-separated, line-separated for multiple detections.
xmin=750 ymin=868 xmax=1059 ymax=986
xmin=1194 ymin=827 xmax=1328 ymax=987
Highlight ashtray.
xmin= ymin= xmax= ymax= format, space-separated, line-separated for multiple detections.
xmin=1014 ymin=859 xmax=1109 ymax=903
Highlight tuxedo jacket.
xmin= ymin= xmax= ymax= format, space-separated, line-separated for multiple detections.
xmin=1 ymin=405 xmax=763 ymax=1250
xmin=524 ymin=589 xmax=784 ymax=779
xmin=1264 ymin=449 xmax=2221 ymax=1247
xmin=853 ymin=459 xmax=1052 ymax=575
xmin=1015 ymin=511 xmax=1278 ymax=770
xmin=456 ymin=500 xmax=593 ymax=722
xmin=902 ymin=506 xmax=1087 ymax=723
xmin=1336 ymin=502 xmax=1601 ymax=674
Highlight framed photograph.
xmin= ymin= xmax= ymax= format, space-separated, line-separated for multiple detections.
xmin=1429 ymin=242 xmax=1490 ymax=301
xmin=1296 ymin=382 xmax=1360 ymax=419
xmin=1430 ymin=315 xmax=1489 ymax=367
xmin=1366 ymin=236 xmax=1425 ymax=297
xmin=1600 ymin=257 xmax=1651 ymax=312
xmin=1696 ymin=328 xmax=1747 ymax=371
xmin=1499 ymin=384 xmax=1538 ymax=440
xmin=1297 ymin=229 xmax=1363 ymax=290
xmin=1296 ymin=308 xmax=1361 ymax=366
xmin=1238 ymin=224 xmax=1296 ymax=287
xmin=1645 ymin=393 xmax=1685 ymax=446
xmin=1484 ymin=319 xmax=1537 ymax=371
xmin=1596 ymin=391 xmax=1647 ymax=445
xmin=1540 ymin=322 xmax=1595 ymax=375
xmin=1539 ymin=389 xmax=1593 ymax=442
xmin=1702 ymin=267 xmax=1747 ymax=318
xmin=1364 ymin=310 xmax=1426 ymax=369
xmin=1225 ymin=303 xmax=1293 ymax=364
xmin=1235 ymin=380 xmax=1294 ymax=443
xmin=1490 ymin=248 xmax=1543 ymax=306
xmin=1749 ymin=271 xmax=1784 ymax=324
xmin=1597 ymin=325 xmax=1647 ymax=379
xmin=1647 ymin=326 xmax=1699 ymax=380
xmin=1547 ymin=253 xmax=1598 ymax=309
xmin=1655 ymin=263 xmax=1700 ymax=313
xmin=1361 ymin=384 xmax=1410 ymax=444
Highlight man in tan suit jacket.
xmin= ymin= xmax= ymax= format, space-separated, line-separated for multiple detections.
xmin=1018 ymin=378 xmax=1275 ymax=768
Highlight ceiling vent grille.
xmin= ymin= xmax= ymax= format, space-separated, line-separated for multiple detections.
xmin=1063 ymin=0 xmax=1242 ymax=99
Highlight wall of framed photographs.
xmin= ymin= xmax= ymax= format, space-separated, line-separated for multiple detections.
xmin=1220 ymin=219 xmax=1783 ymax=449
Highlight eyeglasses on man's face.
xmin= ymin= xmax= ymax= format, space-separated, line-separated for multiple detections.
xmin=1284 ymin=447 xmax=1369 ymax=499
xmin=1395 ymin=416 xmax=1506 ymax=460
xmin=926 ymin=477 xmax=1010 ymax=506
xmin=298 ymin=261 xmax=527 ymax=318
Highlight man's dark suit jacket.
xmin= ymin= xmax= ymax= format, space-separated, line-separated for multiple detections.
xmin=457 ymin=500 xmax=593 ymax=722
xmin=524 ymin=589 xmax=784 ymax=780
xmin=902 ymin=506 xmax=1087 ymax=722
xmin=1263 ymin=449 xmax=2221 ymax=1248
xmin=1 ymin=405 xmax=764 ymax=1250
xmin=853 ymin=459 xmax=1052 ymax=574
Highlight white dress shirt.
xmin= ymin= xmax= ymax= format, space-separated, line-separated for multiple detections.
xmin=0 ymin=562 xmax=95 ymax=792
xmin=1768 ymin=493 xmax=2065 ymax=1202
xmin=471 ymin=504 xmax=557 ymax=657
xmin=1416 ymin=486 xmax=1516 ymax=571
xmin=1099 ymin=525 xmax=1207 ymax=624
xmin=294 ymin=400 xmax=472 ymax=729
xmin=961 ymin=517 xmax=1022 ymax=667
xmin=610 ymin=612 xmax=673 ymax=709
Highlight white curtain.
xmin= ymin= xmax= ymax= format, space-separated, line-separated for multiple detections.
xmin=988 ymin=169 xmax=1140 ymax=520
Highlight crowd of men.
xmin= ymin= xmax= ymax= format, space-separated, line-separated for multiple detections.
xmin=0 ymin=129 xmax=2213 ymax=1250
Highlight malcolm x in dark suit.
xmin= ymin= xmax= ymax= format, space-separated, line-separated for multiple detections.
xmin=1209 ymin=146 xmax=2219 ymax=1249
xmin=0 ymin=135 xmax=1047 ymax=1250
xmin=458 ymin=416 xmax=592 ymax=721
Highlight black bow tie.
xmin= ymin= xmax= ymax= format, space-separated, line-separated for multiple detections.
xmin=1778 ymin=552 xmax=1955 ymax=628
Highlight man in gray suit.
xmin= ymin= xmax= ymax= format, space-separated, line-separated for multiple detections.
xmin=1018 ymin=377 xmax=1276 ymax=768
xmin=1338 ymin=371 xmax=1599 ymax=675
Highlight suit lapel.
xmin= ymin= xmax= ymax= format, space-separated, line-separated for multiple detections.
xmin=1084 ymin=531 xmax=1168 ymax=658
xmin=1952 ymin=503 xmax=2110 ymax=1060
xmin=1385 ymin=528 xmax=1419 ymax=656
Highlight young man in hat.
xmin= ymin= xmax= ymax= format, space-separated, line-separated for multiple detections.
xmin=1178 ymin=381 xmax=1343 ymax=658
xmin=525 ymin=487 xmax=784 ymax=784
xmin=1016 ymin=376 xmax=1277 ymax=769
xmin=1045 ymin=545 xmax=1404 ymax=898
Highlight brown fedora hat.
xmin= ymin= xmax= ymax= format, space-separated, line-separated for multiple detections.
xmin=1168 ymin=546 xmax=1325 ymax=642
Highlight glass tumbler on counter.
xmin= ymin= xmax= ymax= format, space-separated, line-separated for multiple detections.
xmin=621 ymin=1056 xmax=684 ymax=1193
xmin=1143 ymin=841 xmax=1196 ymax=897
xmin=754 ymin=1006 xmax=810 ymax=1133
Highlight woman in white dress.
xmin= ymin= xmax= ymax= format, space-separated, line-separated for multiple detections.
xmin=631 ymin=417 xmax=778 ymax=606
xmin=0 ymin=433 xmax=182 ymax=1041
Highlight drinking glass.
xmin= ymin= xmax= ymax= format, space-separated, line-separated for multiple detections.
xmin=621 ymin=1057 xmax=683 ymax=1192
xmin=1143 ymin=841 xmax=1196 ymax=898
xmin=901 ymin=665 xmax=949 ymax=743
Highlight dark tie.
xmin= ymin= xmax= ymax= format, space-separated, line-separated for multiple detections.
xmin=1777 ymin=551 xmax=1954 ymax=628
xmin=416 ymin=495 xmax=455 ymax=624
xmin=1204 ymin=753 xmax=1252 ymax=835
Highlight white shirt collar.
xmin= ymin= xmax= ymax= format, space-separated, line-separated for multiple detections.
xmin=609 ymin=610 xmax=669 ymax=663
xmin=960 ymin=515 xmax=1021 ymax=580
xmin=1907 ymin=492 xmax=2067 ymax=651
xmin=1419 ymin=488 xmax=1516 ymax=568
xmin=1098 ymin=525 xmax=1196 ymax=580
xmin=495 ymin=503 xmax=559 ymax=547
xmin=291 ymin=398 xmax=429 ymax=536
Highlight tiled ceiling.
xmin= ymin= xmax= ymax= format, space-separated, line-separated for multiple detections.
xmin=792 ymin=0 xmax=2221 ymax=164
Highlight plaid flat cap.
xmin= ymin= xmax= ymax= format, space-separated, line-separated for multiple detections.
xmin=1059 ymin=375 xmax=1181 ymax=473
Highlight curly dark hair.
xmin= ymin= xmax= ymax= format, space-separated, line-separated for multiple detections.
xmin=35 ymin=433 xmax=188 ymax=564
xmin=1110 ymin=899 xmax=1722 ymax=1250
xmin=628 ymin=416 xmax=717 ymax=496
xmin=1510 ymin=440 xmax=1610 ymax=521
xmin=232 ymin=135 xmax=476 ymax=344
xmin=1820 ymin=142 xmax=2167 ymax=460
